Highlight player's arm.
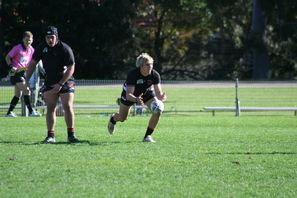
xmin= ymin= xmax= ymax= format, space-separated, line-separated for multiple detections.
xmin=154 ymin=83 xmax=167 ymax=102
xmin=25 ymin=59 xmax=38 ymax=83
xmin=126 ymin=86 xmax=144 ymax=105
xmin=5 ymin=54 xmax=12 ymax=66
xmin=50 ymin=64 xmax=74 ymax=93
xmin=58 ymin=64 xmax=75 ymax=86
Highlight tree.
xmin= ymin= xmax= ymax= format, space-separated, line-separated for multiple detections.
xmin=1 ymin=0 xmax=297 ymax=80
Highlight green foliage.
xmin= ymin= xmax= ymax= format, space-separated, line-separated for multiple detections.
xmin=1 ymin=0 xmax=297 ymax=79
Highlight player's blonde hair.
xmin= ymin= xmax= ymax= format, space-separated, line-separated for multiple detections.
xmin=136 ymin=53 xmax=154 ymax=68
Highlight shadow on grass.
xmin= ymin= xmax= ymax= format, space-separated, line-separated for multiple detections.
xmin=0 ymin=140 xmax=136 ymax=146
xmin=203 ymin=151 xmax=297 ymax=155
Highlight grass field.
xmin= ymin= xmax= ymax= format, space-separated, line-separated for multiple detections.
xmin=0 ymin=84 xmax=297 ymax=197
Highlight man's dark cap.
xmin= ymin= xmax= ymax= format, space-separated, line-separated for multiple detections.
xmin=45 ymin=26 xmax=58 ymax=37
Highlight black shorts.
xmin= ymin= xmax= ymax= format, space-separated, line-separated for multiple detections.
xmin=120 ymin=90 xmax=155 ymax=106
xmin=10 ymin=71 xmax=25 ymax=85
xmin=41 ymin=80 xmax=75 ymax=94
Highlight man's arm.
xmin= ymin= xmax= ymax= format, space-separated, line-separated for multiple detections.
xmin=26 ymin=59 xmax=38 ymax=81
xmin=126 ymin=86 xmax=144 ymax=105
xmin=5 ymin=54 xmax=12 ymax=66
xmin=154 ymin=83 xmax=167 ymax=102
xmin=58 ymin=64 xmax=75 ymax=85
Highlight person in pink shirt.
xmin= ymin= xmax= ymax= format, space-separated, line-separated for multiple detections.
xmin=5 ymin=31 xmax=41 ymax=117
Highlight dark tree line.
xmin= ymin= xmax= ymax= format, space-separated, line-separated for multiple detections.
xmin=1 ymin=0 xmax=296 ymax=80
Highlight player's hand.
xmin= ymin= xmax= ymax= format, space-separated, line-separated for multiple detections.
xmin=17 ymin=67 xmax=27 ymax=72
xmin=8 ymin=68 xmax=17 ymax=76
xmin=50 ymin=83 xmax=62 ymax=94
xmin=159 ymin=92 xmax=167 ymax=102
xmin=136 ymin=93 xmax=144 ymax=106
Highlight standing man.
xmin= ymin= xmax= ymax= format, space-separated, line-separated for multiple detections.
xmin=5 ymin=31 xmax=41 ymax=117
xmin=26 ymin=26 xmax=79 ymax=144
xmin=108 ymin=53 xmax=167 ymax=143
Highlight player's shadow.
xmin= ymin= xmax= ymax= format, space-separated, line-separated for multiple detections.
xmin=0 ymin=140 xmax=137 ymax=146
xmin=0 ymin=140 xmax=91 ymax=145
xmin=88 ymin=140 xmax=136 ymax=146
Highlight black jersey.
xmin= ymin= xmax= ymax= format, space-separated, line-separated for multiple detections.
xmin=32 ymin=41 xmax=75 ymax=86
xmin=123 ymin=68 xmax=161 ymax=97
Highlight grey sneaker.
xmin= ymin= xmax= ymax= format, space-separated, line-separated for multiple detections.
xmin=29 ymin=111 xmax=42 ymax=117
xmin=108 ymin=114 xmax=116 ymax=135
xmin=143 ymin=135 xmax=156 ymax=143
xmin=43 ymin=136 xmax=56 ymax=144
xmin=6 ymin=112 xmax=17 ymax=117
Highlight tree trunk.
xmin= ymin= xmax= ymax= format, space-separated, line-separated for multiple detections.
xmin=251 ymin=0 xmax=269 ymax=80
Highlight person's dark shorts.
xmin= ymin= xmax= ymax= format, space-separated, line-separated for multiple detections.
xmin=120 ymin=90 xmax=155 ymax=106
xmin=10 ymin=71 xmax=25 ymax=85
xmin=41 ymin=80 xmax=75 ymax=94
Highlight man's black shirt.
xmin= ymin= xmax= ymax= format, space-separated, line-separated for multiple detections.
xmin=123 ymin=68 xmax=161 ymax=97
xmin=33 ymin=41 xmax=75 ymax=86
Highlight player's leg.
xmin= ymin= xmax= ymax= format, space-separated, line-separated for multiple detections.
xmin=6 ymin=74 xmax=23 ymax=117
xmin=114 ymin=103 xmax=131 ymax=122
xmin=60 ymin=92 xmax=78 ymax=143
xmin=143 ymin=97 xmax=164 ymax=143
xmin=108 ymin=102 xmax=131 ymax=135
xmin=6 ymin=84 xmax=21 ymax=117
xmin=18 ymin=81 xmax=39 ymax=116
xmin=43 ymin=90 xmax=59 ymax=143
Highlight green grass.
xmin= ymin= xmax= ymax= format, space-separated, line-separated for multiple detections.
xmin=0 ymin=85 xmax=297 ymax=197
xmin=0 ymin=116 xmax=297 ymax=197
xmin=1 ymin=86 xmax=297 ymax=115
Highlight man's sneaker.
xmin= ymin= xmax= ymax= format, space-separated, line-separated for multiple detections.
xmin=68 ymin=135 xmax=80 ymax=144
xmin=143 ymin=135 xmax=156 ymax=143
xmin=6 ymin=112 xmax=17 ymax=117
xmin=107 ymin=114 xmax=116 ymax=135
xmin=29 ymin=111 xmax=42 ymax=117
xmin=43 ymin=136 xmax=56 ymax=144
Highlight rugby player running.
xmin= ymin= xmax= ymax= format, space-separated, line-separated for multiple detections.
xmin=108 ymin=53 xmax=167 ymax=143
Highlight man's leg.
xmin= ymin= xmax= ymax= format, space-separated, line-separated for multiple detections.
xmin=108 ymin=103 xmax=131 ymax=134
xmin=60 ymin=93 xmax=78 ymax=143
xmin=43 ymin=91 xmax=59 ymax=142
xmin=19 ymin=81 xmax=34 ymax=115
xmin=143 ymin=98 xmax=163 ymax=142
xmin=6 ymin=85 xmax=21 ymax=117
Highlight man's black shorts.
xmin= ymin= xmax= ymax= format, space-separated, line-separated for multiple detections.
xmin=120 ymin=90 xmax=155 ymax=106
xmin=10 ymin=71 xmax=25 ymax=85
xmin=41 ymin=80 xmax=75 ymax=94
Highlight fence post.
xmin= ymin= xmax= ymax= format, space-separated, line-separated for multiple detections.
xmin=235 ymin=78 xmax=241 ymax=117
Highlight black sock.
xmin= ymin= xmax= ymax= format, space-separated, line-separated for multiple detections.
xmin=24 ymin=95 xmax=33 ymax=114
xmin=7 ymin=96 xmax=19 ymax=114
xmin=144 ymin=127 xmax=154 ymax=138
xmin=48 ymin=130 xmax=55 ymax=138
xmin=67 ymin=128 xmax=75 ymax=137
xmin=110 ymin=116 xmax=116 ymax=125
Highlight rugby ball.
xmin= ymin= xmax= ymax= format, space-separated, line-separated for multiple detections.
xmin=150 ymin=99 xmax=164 ymax=113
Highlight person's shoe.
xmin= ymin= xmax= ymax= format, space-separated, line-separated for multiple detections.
xmin=29 ymin=111 xmax=42 ymax=117
xmin=6 ymin=112 xmax=17 ymax=117
xmin=42 ymin=136 xmax=56 ymax=144
xmin=107 ymin=114 xmax=116 ymax=135
xmin=68 ymin=135 xmax=80 ymax=144
xmin=143 ymin=135 xmax=156 ymax=143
